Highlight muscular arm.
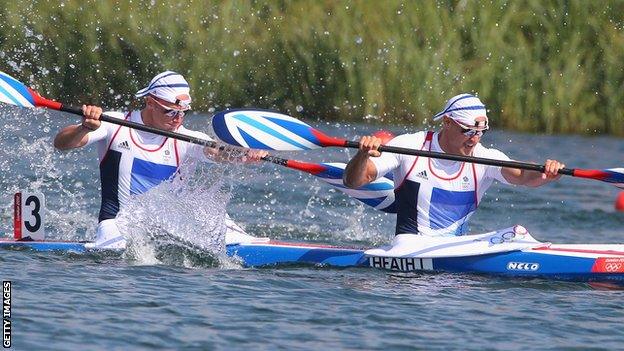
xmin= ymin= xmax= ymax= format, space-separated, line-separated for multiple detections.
xmin=53 ymin=105 xmax=102 ymax=151
xmin=343 ymin=136 xmax=382 ymax=189
xmin=53 ymin=125 xmax=92 ymax=150
xmin=501 ymin=159 xmax=564 ymax=187
xmin=343 ymin=151 xmax=379 ymax=188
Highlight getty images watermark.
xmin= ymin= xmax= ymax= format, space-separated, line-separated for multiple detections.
xmin=3 ymin=281 xmax=10 ymax=348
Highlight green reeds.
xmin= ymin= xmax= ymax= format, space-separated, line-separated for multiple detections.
xmin=1 ymin=0 xmax=623 ymax=134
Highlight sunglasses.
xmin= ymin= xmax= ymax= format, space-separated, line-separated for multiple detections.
xmin=150 ymin=96 xmax=186 ymax=118
xmin=452 ymin=119 xmax=487 ymax=137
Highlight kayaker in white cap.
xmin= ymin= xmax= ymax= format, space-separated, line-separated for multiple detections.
xmin=53 ymin=71 xmax=267 ymax=248
xmin=344 ymin=93 xmax=565 ymax=237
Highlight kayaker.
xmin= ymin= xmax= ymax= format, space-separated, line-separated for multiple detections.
xmin=53 ymin=71 xmax=267 ymax=248
xmin=343 ymin=93 xmax=565 ymax=237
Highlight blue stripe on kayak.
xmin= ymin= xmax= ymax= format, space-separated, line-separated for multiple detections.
xmin=8 ymin=240 xmax=624 ymax=282
xmin=227 ymin=242 xmax=622 ymax=281
xmin=226 ymin=243 xmax=366 ymax=267
xmin=0 ymin=241 xmax=88 ymax=252
xmin=233 ymin=113 xmax=314 ymax=150
xmin=0 ymin=72 xmax=34 ymax=106
xmin=434 ymin=250 xmax=597 ymax=277
xmin=299 ymin=248 xmax=367 ymax=264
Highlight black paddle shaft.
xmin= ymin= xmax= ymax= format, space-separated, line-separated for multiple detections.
xmin=59 ymin=104 xmax=218 ymax=148
xmin=261 ymin=155 xmax=288 ymax=166
xmin=59 ymin=105 xmax=295 ymax=167
xmin=343 ymin=140 xmax=575 ymax=176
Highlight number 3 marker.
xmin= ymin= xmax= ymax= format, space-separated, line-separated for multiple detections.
xmin=13 ymin=192 xmax=45 ymax=240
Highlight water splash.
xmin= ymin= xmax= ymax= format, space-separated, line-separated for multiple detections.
xmin=116 ymin=159 xmax=236 ymax=268
xmin=0 ymin=107 xmax=94 ymax=240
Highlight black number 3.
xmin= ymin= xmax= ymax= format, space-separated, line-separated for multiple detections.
xmin=24 ymin=195 xmax=41 ymax=232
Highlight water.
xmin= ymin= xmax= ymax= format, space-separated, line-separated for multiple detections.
xmin=1 ymin=105 xmax=624 ymax=350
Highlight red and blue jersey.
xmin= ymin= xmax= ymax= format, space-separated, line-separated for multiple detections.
xmin=371 ymin=131 xmax=511 ymax=236
xmin=84 ymin=111 xmax=212 ymax=221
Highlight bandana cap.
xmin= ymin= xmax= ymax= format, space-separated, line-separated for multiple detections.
xmin=433 ymin=93 xmax=488 ymax=129
xmin=135 ymin=71 xmax=191 ymax=110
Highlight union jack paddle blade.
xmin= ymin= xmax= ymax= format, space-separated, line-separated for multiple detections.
xmin=212 ymin=109 xmax=347 ymax=151
xmin=0 ymin=71 xmax=62 ymax=110
xmin=0 ymin=71 xmax=36 ymax=108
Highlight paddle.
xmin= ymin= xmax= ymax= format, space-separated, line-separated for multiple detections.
xmin=0 ymin=71 xmax=216 ymax=147
xmin=0 ymin=71 xmax=396 ymax=212
xmin=263 ymin=157 xmax=396 ymax=213
xmin=212 ymin=109 xmax=624 ymax=188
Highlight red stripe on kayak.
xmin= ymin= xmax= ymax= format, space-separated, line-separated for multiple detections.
xmin=591 ymin=257 xmax=624 ymax=273
xmin=532 ymin=246 xmax=624 ymax=256
xmin=262 ymin=240 xmax=360 ymax=250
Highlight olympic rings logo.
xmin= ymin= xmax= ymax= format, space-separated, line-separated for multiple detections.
xmin=476 ymin=226 xmax=529 ymax=245
xmin=489 ymin=231 xmax=516 ymax=245
xmin=605 ymin=263 xmax=623 ymax=272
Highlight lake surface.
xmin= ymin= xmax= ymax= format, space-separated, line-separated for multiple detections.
xmin=1 ymin=106 xmax=624 ymax=350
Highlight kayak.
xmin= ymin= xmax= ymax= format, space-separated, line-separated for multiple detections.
xmin=229 ymin=240 xmax=624 ymax=282
xmin=3 ymin=225 xmax=624 ymax=283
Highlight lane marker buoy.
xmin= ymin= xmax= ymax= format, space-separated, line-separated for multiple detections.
xmin=615 ymin=192 xmax=624 ymax=212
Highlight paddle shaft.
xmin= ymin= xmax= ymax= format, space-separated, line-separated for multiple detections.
xmin=60 ymin=105 xmax=333 ymax=178
xmin=342 ymin=140 xmax=575 ymax=176
xmin=59 ymin=104 xmax=218 ymax=147
xmin=262 ymin=155 xmax=288 ymax=166
xmin=48 ymin=102 xmax=396 ymax=208
xmin=211 ymin=109 xmax=622 ymax=187
xmin=261 ymin=155 xmax=329 ymax=174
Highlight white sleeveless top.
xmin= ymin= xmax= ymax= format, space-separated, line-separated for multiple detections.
xmin=84 ymin=111 xmax=213 ymax=222
xmin=371 ymin=131 xmax=511 ymax=237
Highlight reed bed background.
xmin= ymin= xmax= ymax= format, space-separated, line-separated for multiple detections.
xmin=1 ymin=0 xmax=623 ymax=135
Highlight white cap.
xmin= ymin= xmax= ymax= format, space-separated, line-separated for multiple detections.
xmin=433 ymin=93 xmax=488 ymax=129
xmin=135 ymin=71 xmax=191 ymax=110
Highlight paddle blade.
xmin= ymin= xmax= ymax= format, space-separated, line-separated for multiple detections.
xmin=0 ymin=71 xmax=36 ymax=107
xmin=285 ymin=160 xmax=396 ymax=213
xmin=574 ymin=168 xmax=624 ymax=189
xmin=0 ymin=71 xmax=62 ymax=110
xmin=212 ymin=109 xmax=347 ymax=150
